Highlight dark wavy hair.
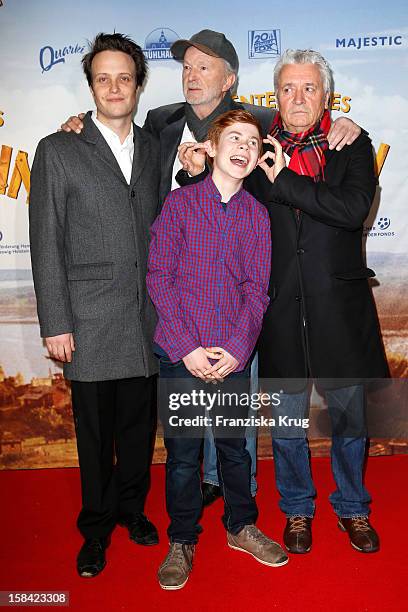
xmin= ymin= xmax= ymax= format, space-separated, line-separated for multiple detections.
xmin=82 ymin=32 xmax=147 ymax=87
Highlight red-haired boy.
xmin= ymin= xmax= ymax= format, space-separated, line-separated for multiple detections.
xmin=147 ymin=110 xmax=287 ymax=589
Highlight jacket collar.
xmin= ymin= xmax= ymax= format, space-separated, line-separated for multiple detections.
xmin=79 ymin=111 xmax=149 ymax=187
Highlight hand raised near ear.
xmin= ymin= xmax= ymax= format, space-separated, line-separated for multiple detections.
xmin=178 ymin=141 xmax=211 ymax=176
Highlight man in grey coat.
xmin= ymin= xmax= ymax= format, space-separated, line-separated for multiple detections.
xmin=29 ymin=33 xmax=159 ymax=578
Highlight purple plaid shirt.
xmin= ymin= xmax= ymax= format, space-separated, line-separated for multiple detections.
xmin=147 ymin=174 xmax=271 ymax=370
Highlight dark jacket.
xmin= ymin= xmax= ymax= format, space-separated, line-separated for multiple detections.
xmin=249 ymin=133 xmax=388 ymax=387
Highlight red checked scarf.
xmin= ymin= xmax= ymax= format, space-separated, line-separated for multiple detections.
xmin=269 ymin=109 xmax=331 ymax=181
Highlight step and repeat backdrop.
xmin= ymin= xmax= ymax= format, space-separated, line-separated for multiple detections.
xmin=0 ymin=0 xmax=407 ymax=468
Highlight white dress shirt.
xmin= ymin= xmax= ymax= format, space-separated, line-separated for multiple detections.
xmin=171 ymin=122 xmax=196 ymax=191
xmin=92 ymin=111 xmax=134 ymax=184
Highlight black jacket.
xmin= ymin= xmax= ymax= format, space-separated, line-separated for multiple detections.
xmin=250 ymin=133 xmax=388 ymax=386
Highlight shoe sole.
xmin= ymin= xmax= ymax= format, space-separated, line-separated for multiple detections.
xmin=284 ymin=544 xmax=311 ymax=554
xmin=158 ymin=576 xmax=189 ymax=590
xmin=78 ymin=560 xmax=106 ymax=578
xmin=228 ymin=543 xmax=289 ymax=567
xmin=337 ymin=521 xmax=379 ymax=553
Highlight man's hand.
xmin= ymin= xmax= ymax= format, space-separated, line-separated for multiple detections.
xmin=178 ymin=141 xmax=210 ymax=176
xmin=60 ymin=113 xmax=86 ymax=134
xmin=183 ymin=346 xmax=223 ymax=381
xmin=203 ymin=347 xmax=239 ymax=379
xmin=328 ymin=117 xmax=361 ymax=151
xmin=258 ymin=136 xmax=286 ymax=183
xmin=45 ymin=333 xmax=75 ymax=362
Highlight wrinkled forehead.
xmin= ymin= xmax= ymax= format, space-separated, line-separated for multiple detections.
xmin=278 ymin=62 xmax=323 ymax=86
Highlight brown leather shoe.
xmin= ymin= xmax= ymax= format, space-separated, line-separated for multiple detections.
xmin=227 ymin=525 xmax=288 ymax=567
xmin=338 ymin=517 xmax=379 ymax=553
xmin=158 ymin=543 xmax=195 ymax=590
xmin=283 ymin=516 xmax=312 ymax=553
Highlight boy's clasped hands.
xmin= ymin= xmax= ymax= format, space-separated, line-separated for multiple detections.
xmin=182 ymin=346 xmax=239 ymax=382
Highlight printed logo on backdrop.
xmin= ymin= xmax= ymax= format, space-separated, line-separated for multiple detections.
xmin=39 ymin=43 xmax=85 ymax=73
xmin=143 ymin=28 xmax=180 ymax=61
xmin=364 ymin=217 xmax=395 ymax=238
xmin=336 ymin=35 xmax=403 ymax=50
xmin=248 ymin=30 xmax=281 ymax=59
xmin=0 ymin=231 xmax=30 ymax=257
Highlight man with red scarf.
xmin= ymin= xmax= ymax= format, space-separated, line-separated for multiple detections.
xmin=252 ymin=49 xmax=388 ymax=555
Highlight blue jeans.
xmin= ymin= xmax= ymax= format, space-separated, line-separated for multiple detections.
xmin=158 ymin=351 xmax=258 ymax=543
xmin=203 ymin=353 xmax=258 ymax=495
xmin=272 ymin=385 xmax=371 ymax=518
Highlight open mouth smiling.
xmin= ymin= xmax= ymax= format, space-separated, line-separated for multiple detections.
xmin=230 ymin=155 xmax=249 ymax=167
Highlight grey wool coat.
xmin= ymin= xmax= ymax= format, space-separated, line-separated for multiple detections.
xmin=29 ymin=112 xmax=159 ymax=381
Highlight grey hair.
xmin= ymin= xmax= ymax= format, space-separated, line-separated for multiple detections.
xmin=224 ymin=58 xmax=238 ymax=79
xmin=223 ymin=58 xmax=238 ymax=94
xmin=274 ymin=49 xmax=334 ymax=94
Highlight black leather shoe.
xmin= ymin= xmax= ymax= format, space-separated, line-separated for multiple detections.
xmin=119 ymin=514 xmax=159 ymax=546
xmin=77 ymin=537 xmax=109 ymax=578
xmin=338 ymin=516 xmax=379 ymax=553
xmin=202 ymin=483 xmax=222 ymax=507
xmin=283 ymin=516 xmax=312 ymax=553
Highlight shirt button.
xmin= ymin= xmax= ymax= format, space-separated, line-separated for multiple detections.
xmin=297 ymin=248 xmax=305 ymax=254
xmin=220 ymin=258 xmax=224 ymax=263
xmin=131 ymin=190 xmax=135 ymax=198
xmin=295 ymin=296 xmax=302 ymax=302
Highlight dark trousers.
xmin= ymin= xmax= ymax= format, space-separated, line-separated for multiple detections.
xmin=71 ymin=376 xmax=156 ymax=539
xmin=159 ymin=353 xmax=258 ymax=544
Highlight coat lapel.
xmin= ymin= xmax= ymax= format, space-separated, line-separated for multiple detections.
xmin=159 ymin=106 xmax=186 ymax=200
xmin=130 ymin=124 xmax=149 ymax=187
xmin=80 ymin=112 xmax=129 ymax=186
xmin=324 ymin=147 xmax=337 ymax=166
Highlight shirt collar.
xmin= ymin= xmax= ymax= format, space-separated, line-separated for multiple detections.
xmin=204 ymin=173 xmax=244 ymax=206
xmin=91 ymin=111 xmax=134 ymax=150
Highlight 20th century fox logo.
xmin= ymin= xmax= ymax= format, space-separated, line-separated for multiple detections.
xmin=248 ymin=29 xmax=281 ymax=59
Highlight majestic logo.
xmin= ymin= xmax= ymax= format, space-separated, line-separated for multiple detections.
xmin=336 ymin=35 xmax=403 ymax=50
xmin=248 ymin=30 xmax=281 ymax=59
xmin=143 ymin=28 xmax=180 ymax=61
xmin=39 ymin=43 xmax=85 ymax=73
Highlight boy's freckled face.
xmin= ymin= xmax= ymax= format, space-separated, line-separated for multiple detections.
xmin=210 ymin=122 xmax=261 ymax=180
